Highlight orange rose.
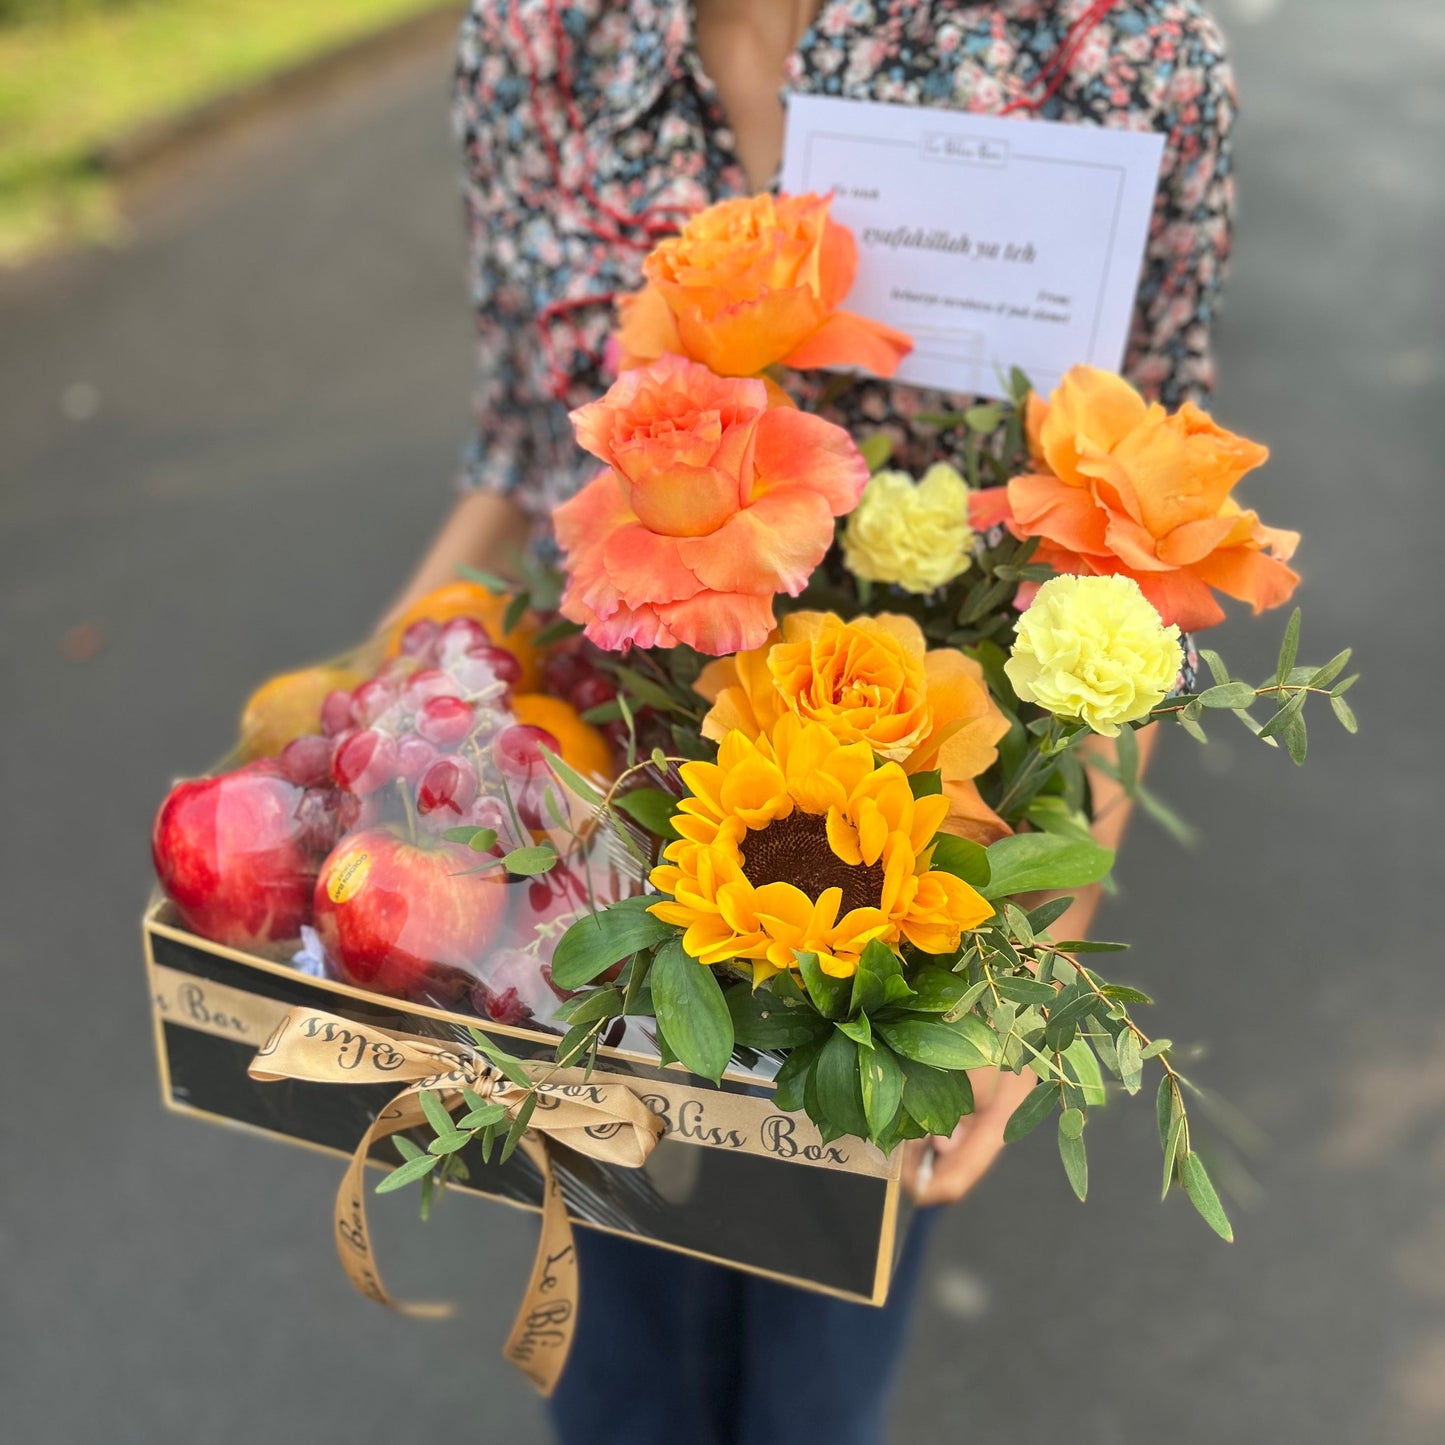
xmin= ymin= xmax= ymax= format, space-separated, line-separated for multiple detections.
xmin=616 ymin=193 xmax=912 ymax=379
xmin=554 ymin=356 xmax=869 ymax=655
xmin=696 ymin=611 xmax=1011 ymax=843
xmin=970 ymin=366 xmax=1300 ymax=631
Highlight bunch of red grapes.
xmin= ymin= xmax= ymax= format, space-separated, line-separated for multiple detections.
xmin=152 ymin=617 xmax=633 ymax=1028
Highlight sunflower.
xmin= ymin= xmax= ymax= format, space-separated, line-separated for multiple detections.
xmin=648 ymin=715 xmax=993 ymax=980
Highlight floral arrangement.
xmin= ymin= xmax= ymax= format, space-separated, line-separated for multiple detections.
xmin=150 ymin=194 xmax=1357 ymax=1243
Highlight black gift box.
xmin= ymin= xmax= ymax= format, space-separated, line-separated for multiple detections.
xmin=144 ymin=898 xmax=910 ymax=1303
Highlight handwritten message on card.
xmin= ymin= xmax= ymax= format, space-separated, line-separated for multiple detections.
xmin=781 ymin=96 xmax=1165 ymax=399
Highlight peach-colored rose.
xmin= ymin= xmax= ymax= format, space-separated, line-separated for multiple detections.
xmin=616 ymin=193 xmax=912 ymax=379
xmin=554 ymin=356 xmax=868 ymax=655
xmin=971 ymin=366 xmax=1299 ymax=631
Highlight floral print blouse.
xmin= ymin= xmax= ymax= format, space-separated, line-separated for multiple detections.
xmin=452 ymin=0 xmax=1238 ymax=524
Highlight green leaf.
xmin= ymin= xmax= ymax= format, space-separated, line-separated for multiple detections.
xmin=727 ymin=983 xmax=826 ymax=1050
xmin=418 ymin=1089 xmax=454 ymax=1139
xmin=1116 ymin=1031 xmax=1143 ymax=1095
xmin=1162 ymin=1103 xmax=1185 ymax=1199
xmin=1308 ymin=648 xmax=1352 ymax=690
xmin=552 ymin=986 xmax=624 ymax=1028
xmin=499 ymin=1093 xmax=537 ymax=1164
xmin=1099 ymin=984 xmax=1152 ymax=1004
xmin=613 ymin=788 xmax=681 ymax=839
xmin=651 ymin=939 xmax=735 ymax=1083
xmin=928 ymin=834 xmax=992 ymax=888
xmin=814 ymin=1030 xmax=870 ymax=1140
xmin=428 ymin=1130 xmax=470 ymax=1156
xmin=1181 ymin=1153 xmax=1235 ymax=1242
xmin=941 ymin=978 xmax=992 ymax=1022
xmin=502 ymin=843 xmax=559 ymax=877
xmin=1331 ymin=693 xmax=1359 ymax=734
xmin=531 ymin=616 xmax=584 ymax=648
xmin=773 ymin=1037 xmax=824 ymax=1113
xmin=1199 ymin=681 xmax=1258 ymax=710
xmin=538 ymin=746 xmax=605 ymax=807
xmin=1141 ymin=1038 xmax=1173 ymax=1060
xmin=1275 ymin=607 xmax=1302 ymax=688
xmin=908 ymin=769 xmax=943 ymax=799
xmin=612 ymin=666 xmax=679 ymax=714
xmin=994 ymin=975 xmax=1055 ymax=1007
xmin=1058 ymin=1121 xmax=1088 ymax=1200
xmin=837 ymin=1016 xmax=873 ymax=1047
xmin=965 ymin=403 xmax=1002 ymax=433
xmin=502 ymin=591 xmax=531 ymax=638
xmin=1116 ymin=723 xmax=1140 ymax=794
xmin=440 ymin=826 xmax=499 ymax=851
xmin=1054 ymin=939 xmax=1129 ymax=954
xmin=984 ymin=833 xmax=1114 ymax=899
xmin=1281 ymin=709 xmax=1308 ymax=765
xmin=1062 ymin=1038 xmax=1107 ymax=1107
xmin=393 ymin=1134 xmax=425 ymax=1162
xmin=551 ymin=895 xmax=675 ymax=990
xmin=1025 ymin=895 xmax=1075 ymax=934
xmin=456 ymin=1103 xmax=508 ymax=1130
xmin=453 ymin=564 xmax=509 ymax=593
xmin=859 ymin=1040 xmax=905 ymax=1140
xmin=1198 ymin=648 xmax=1230 ymax=686
xmin=797 ymin=950 xmax=851 ymax=1020
xmin=876 ymin=1016 xmax=998 ymax=1070
xmin=1003 ymin=1081 xmax=1058 ymax=1143
xmin=375 ymin=1154 xmax=438 ymax=1194
xmin=858 ymin=432 xmax=894 ymax=472
xmin=899 ymin=1057 xmax=972 ymax=1136
xmin=1059 ymin=1106 xmax=1085 ymax=1140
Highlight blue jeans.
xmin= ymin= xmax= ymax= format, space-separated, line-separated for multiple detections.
xmin=548 ymin=1209 xmax=936 ymax=1445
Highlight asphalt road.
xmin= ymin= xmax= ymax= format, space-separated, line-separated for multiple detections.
xmin=2 ymin=3 xmax=1442 ymax=1442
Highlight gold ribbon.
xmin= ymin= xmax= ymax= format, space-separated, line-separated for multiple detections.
xmin=246 ymin=1006 xmax=663 ymax=1395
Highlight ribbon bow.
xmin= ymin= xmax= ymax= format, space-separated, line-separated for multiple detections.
xmin=248 ymin=1006 xmax=663 ymax=1395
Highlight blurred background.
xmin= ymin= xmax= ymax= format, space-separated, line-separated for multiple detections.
xmin=1 ymin=1 xmax=1441 ymax=1441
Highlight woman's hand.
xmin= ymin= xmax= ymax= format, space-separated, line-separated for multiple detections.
xmin=902 ymin=1065 xmax=1040 ymax=1205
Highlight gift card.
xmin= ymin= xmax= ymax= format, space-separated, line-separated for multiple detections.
xmin=780 ymin=94 xmax=1166 ymax=398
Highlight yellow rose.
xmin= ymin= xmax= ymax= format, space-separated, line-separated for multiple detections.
xmin=842 ymin=463 xmax=975 ymax=594
xmin=1005 ymin=574 xmax=1182 ymax=737
xmin=696 ymin=611 xmax=1012 ymax=844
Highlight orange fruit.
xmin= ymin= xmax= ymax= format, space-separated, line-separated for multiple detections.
xmin=384 ymin=580 xmax=543 ymax=690
xmin=508 ymin=693 xmax=614 ymax=784
xmin=239 ymin=664 xmax=364 ymax=760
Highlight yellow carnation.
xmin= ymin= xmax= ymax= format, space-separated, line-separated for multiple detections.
xmin=1005 ymin=574 xmax=1182 ymax=737
xmin=843 ymin=463 xmax=974 ymax=594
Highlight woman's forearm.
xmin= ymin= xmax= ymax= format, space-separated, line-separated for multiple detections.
xmin=378 ymin=490 xmax=532 ymax=632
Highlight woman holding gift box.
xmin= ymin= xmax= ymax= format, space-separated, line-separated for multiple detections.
xmin=385 ymin=2 xmax=1239 ymax=1440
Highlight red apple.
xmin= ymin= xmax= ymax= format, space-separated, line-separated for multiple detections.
xmin=152 ymin=770 xmax=321 ymax=948
xmin=313 ymin=825 xmax=510 ymax=1001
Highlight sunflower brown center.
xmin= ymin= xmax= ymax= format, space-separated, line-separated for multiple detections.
xmin=739 ymin=809 xmax=885 ymax=916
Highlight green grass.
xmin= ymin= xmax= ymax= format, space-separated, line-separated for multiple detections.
xmin=0 ymin=0 xmax=449 ymax=264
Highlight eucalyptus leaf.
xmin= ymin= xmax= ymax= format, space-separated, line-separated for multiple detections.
xmin=1181 ymin=1153 xmax=1235 ymax=1242
xmin=502 ymin=843 xmax=559 ymax=877
xmin=1058 ymin=1123 xmax=1088 ymax=1200
xmin=1003 ymin=1081 xmax=1058 ymax=1143
xmin=538 ymin=746 xmax=605 ymax=808
xmin=375 ymin=1154 xmax=438 ymax=1194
